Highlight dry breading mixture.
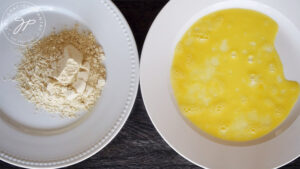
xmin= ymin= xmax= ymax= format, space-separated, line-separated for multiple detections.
xmin=16 ymin=27 xmax=106 ymax=117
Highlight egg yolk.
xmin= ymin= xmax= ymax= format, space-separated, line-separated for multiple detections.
xmin=171 ymin=9 xmax=300 ymax=142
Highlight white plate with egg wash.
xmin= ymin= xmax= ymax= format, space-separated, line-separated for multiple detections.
xmin=141 ymin=0 xmax=300 ymax=169
xmin=0 ymin=0 xmax=139 ymax=168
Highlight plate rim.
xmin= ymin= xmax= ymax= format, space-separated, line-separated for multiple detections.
xmin=0 ymin=0 xmax=140 ymax=168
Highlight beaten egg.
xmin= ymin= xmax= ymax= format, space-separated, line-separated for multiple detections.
xmin=171 ymin=9 xmax=300 ymax=142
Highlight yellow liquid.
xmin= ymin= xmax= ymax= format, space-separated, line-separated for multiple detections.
xmin=171 ymin=9 xmax=300 ymax=142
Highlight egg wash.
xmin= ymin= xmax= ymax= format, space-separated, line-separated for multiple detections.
xmin=171 ymin=9 xmax=300 ymax=142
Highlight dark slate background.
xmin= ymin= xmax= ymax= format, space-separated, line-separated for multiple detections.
xmin=1 ymin=0 xmax=299 ymax=168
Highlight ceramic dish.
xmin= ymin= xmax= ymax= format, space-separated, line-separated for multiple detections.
xmin=0 ymin=0 xmax=139 ymax=168
xmin=140 ymin=0 xmax=300 ymax=168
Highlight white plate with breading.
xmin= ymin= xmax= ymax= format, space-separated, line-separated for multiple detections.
xmin=0 ymin=0 xmax=139 ymax=168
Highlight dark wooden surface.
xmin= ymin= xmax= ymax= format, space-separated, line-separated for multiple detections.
xmin=1 ymin=0 xmax=300 ymax=168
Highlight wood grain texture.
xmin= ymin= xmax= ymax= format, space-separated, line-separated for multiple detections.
xmin=0 ymin=0 xmax=299 ymax=168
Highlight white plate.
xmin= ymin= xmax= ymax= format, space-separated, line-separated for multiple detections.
xmin=0 ymin=0 xmax=139 ymax=168
xmin=140 ymin=0 xmax=300 ymax=169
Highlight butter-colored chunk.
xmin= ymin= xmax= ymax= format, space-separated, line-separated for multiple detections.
xmin=81 ymin=61 xmax=90 ymax=72
xmin=66 ymin=89 xmax=78 ymax=100
xmin=77 ymin=70 xmax=89 ymax=81
xmin=52 ymin=45 xmax=83 ymax=84
xmin=72 ymin=79 xmax=86 ymax=94
xmin=83 ymin=85 xmax=94 ymax=97
xmin=46 ymin=82 xmax=56 ymax=95
xmin=64 ymin=45 xmax=83 ymax=64
xmin=96 ymin=79 xmax=106 ymax=89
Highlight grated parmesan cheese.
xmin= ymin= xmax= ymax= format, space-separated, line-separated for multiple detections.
xmin=15 ymin=27 xmax=106 ymax=117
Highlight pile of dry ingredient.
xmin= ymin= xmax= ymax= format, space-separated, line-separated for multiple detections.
xmin=15 ymin=27 xmax=106 ymax=117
